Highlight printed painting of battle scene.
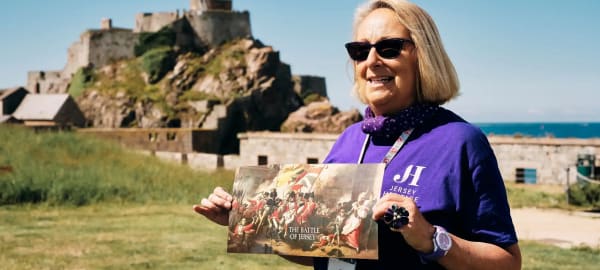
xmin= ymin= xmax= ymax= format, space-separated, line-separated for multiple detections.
xmin=227 ymin=163 xmax=385 ymax=259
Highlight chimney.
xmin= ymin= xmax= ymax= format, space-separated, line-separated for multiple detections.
xmin=101 ymin=18 xmax=112 ymax=30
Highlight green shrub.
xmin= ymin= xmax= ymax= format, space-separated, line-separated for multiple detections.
xmin=134 ymin=27 xmax=176 ymax=57
xmin=67 ymin=67 xmax=94 ymax=98
xmin=568 ymin=182 xmax=600 ymax=208
xmin=140 ymin=47 xmax=176 ymax=84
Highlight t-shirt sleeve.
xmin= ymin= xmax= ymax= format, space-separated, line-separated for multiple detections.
xmin=464 ymin=136 xmax=518 ymax=248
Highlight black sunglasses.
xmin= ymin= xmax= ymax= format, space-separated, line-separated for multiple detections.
xmin=344 ymin=38 xmax=414 ymax=61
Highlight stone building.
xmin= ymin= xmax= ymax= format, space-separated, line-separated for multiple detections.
xmin=26 ymin=71 xmax=69 ymax=94
xmin=191 ymin=0 xmax=233 ymax=12
xmin=12 ymin=94 xmax=86 ymax=129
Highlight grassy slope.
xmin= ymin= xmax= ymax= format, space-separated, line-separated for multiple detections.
xmin=0 ymin=125 xmax=232 ymax=206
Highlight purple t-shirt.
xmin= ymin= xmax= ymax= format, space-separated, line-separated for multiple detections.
xmin=316 ymin=108 xmax=518 ymax=269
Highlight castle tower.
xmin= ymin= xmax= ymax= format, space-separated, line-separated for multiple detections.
xmin=100 ymin=18 xmax=112 ymax=30
xmin=190 ymin=0 xmax=232 ymax=13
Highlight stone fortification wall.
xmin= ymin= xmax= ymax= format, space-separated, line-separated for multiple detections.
xmin=63 ymin=29 xmax=136 ymax=78
xmin=79 ymin=128 xmax=222 ymax=154
xmin=185 ymin=11 xmax=251 ymax=47
xmin=233 ymin=132 xmax=600 ymax=186
xmin=64 ymin=34 xmax=89 ymax=77
xmin=134 ymin=12 xmax=179 ymax=33
xmin=488 ymin=136 xmax=600 ymax=185
xmin=87 ymin=29 xmax=137 ymax=71
xmin=26 ymin=71 xmax=69 ymax=94
xmin=191 ymin=0 xmax=232 ymax=12
xmin=234 ymin=132 xmax=338 ymax=168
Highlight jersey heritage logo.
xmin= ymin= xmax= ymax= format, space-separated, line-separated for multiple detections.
xmin=393 ymin=165 xmax=426 ymax=186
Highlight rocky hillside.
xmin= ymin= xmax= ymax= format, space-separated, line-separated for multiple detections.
xmin=72 ymin=30 xmax=361 ymax=135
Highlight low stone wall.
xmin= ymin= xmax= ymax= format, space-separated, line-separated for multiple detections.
xmin=79 ymin=128 xmax=221 ymax=153
xmin=236 ymin=132 xmax=337 ymax=166
xmin=129 ymin=131 xmax=600 ymax=186
xmin=489 ymin=136 xmax=600 ymax=185
xmin=234 ymin=133 xmax=600 ymax=185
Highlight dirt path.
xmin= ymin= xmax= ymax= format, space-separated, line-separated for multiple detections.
xmin=512 ymin=208 xmax=600 ymax=248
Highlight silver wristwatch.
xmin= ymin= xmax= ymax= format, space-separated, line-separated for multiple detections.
xmin=420 ymin=225 xmax=452 ymax=261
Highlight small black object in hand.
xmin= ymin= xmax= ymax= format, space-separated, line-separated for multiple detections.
xmin=383 ymin=204 xmax=409 ymax=230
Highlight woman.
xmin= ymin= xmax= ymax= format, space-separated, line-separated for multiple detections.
xmin=194 ymin=0 xmax=521 ymax=269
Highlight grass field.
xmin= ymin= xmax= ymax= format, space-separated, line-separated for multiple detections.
xmin=0 ymin=203 xmax=310 ymax=270
xmin=1 ymin=125 xmax=599 ymax=269
xmin=1 ymin=203 xmax=599 ymax=270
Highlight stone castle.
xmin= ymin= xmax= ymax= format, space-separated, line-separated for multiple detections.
xmin=27 ymin=0 xmax=251 ymax=95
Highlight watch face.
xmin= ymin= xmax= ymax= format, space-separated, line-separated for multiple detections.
xmin=436 ymin=232 xmax=452 ymax=250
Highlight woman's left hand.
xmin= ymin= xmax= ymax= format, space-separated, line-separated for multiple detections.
xmin=372 ymin=193 xmax=435 ymax=253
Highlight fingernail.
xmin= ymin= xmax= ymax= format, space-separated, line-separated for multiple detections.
xmin=225 ymin=202 xmax=231 ymax=209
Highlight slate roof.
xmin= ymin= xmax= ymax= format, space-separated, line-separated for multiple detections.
xmin=12 ymin=94 xmax=70 ymax=120
xmin=0 ymin=87 xmax=28 ymax=100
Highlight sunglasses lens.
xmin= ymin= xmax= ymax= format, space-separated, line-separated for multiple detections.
xmin=345 ymin=39 xmax=410 ymax=61
xmin=375 ymin=39 xmax=404 ymax=59
xmin=345 ymin=42 xmax=370 ymax=61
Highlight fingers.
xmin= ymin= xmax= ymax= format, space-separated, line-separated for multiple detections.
xmin=372 ymin=193 xmax=413 ymax=220
xmin=213 ymin=187 xmax=233 ymax=202
xmin=205 ymin=186 xmax=233 ymax=209
xmin=193 ymin=186 xmax=233 ymax=226
xmin=192 ymin=187 xmax=231 ymax=217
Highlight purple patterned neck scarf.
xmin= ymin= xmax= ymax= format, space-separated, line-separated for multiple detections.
xmin=361 ymin=103 xmax=440 ymax=138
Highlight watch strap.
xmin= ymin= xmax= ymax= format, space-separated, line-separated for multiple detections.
xmin=419 ymin=225 xmax=451 ymax=262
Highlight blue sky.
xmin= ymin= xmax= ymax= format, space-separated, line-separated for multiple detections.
xmin=1 ymin=0 xmax=599 ymax=123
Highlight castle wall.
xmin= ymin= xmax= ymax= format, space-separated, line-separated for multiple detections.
xmin=26 ymin=71 xmax=69 ymax=94
xmin=87 ymin=29 xmax=137 ymax=70
xmin=63 ymin=32 xmax=90 ymax=77
xmin=234 ymin=132 xmax=600 ymax=186
xmin=134 ymin=12 xmax=179 ymax=33
xmin=63 ymin=29 xmax=136 ymax=79
xmin=190 ymin=0 xmax=233 ymax=13
xmin=186 ymin=11 xmax=251 ymax=47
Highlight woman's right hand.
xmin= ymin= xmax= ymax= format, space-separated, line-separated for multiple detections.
xmin=193 ymin=186 xmax=232 ymax=226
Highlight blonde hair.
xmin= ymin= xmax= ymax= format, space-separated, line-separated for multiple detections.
xmin=351 ymin=0 xmax=460 ymax=105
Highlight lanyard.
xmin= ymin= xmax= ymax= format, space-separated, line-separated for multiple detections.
xmin=357 ymin=129 xmax=414 ymax=166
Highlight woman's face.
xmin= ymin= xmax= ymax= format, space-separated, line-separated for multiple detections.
xmin=355 ymin=8 xmax=418 ymax=116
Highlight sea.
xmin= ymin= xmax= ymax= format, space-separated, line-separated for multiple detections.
xmin=474 ymin=122 xmax=600 ymax=139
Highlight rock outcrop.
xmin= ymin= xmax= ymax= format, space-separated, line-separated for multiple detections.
xmin=76 ymin=37 xmax=361 ymax=135
xmin=281 ymin=100 xmax=363 ymax=133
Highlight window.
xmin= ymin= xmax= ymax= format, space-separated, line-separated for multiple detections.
xmin=166 ymin=132 xmax=177 ymax=141
xmin=258 ymin=155 xmax=268 ymax=165
xmin=515 ymin=168 xmax=537 ymax=184
xmin=148 ymin=132 xmax=158 ymax=142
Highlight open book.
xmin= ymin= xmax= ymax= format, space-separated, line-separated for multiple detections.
xmin=227 ymin=163 xmax=384 ymax=260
